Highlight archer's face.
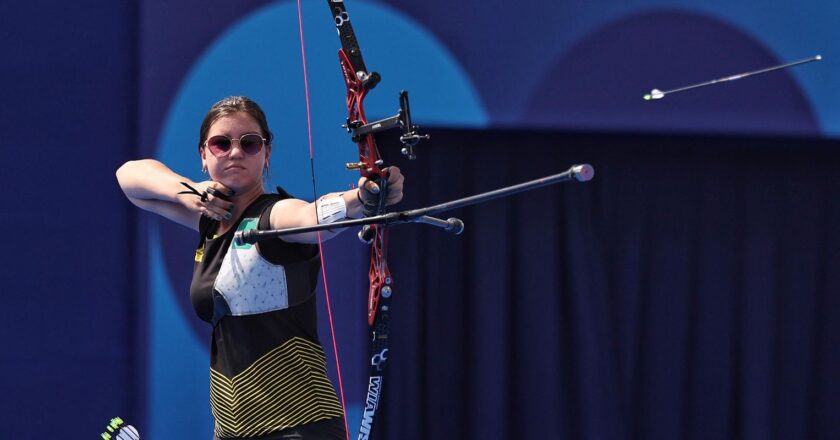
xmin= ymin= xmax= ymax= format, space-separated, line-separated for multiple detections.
xmin=201 ymin=112 xmax=271 ymax=193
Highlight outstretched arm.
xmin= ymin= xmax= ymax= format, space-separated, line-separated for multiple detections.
xmin=270 ymin=167 xmax=405 ymax=243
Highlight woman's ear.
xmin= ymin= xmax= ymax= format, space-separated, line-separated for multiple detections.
xmin=200 ymin=148 xmax=208 ymax=173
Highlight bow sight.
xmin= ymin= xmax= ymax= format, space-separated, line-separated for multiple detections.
xmin=344 ymin=89 xmax=429 ymax=168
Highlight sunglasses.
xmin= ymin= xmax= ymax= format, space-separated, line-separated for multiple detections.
xmin=205 ymin=133 xmax=266 ymax=157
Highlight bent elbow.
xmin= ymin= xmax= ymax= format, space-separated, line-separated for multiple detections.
xmin=115 ymin=160 xmax=142 ymax=195
xmin=115 ymin=160 xmax=131 ymax=183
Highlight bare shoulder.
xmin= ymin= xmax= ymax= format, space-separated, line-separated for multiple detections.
xmin=269 ymin=197 xmax=310 ymax=227
xmin=271 ymin=197 xmax=309 ymax=212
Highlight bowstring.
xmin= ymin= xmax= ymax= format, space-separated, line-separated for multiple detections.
xmin=296 ymin=2 xmax=351 ymax=439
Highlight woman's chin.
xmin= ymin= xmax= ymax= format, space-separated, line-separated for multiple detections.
xmin=216 ymin=177 xmax=261 ymax=195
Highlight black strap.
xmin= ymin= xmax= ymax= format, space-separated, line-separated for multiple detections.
xmin=178 ymin=181 xmax=202 ymax=197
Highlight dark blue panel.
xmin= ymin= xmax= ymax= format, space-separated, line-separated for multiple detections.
xmin=0 ymin=0 xmax=140 ymax=437
xmin=381 ymin=129 xmax=840 ymax=440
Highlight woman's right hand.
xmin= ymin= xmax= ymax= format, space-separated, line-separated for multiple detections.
xmin=177 ymin=180 xmax=236 ymax=221
xmin=117 ymin=160 xmax=238 ymax=230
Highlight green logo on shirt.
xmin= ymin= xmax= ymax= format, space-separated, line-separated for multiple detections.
xmin=232 ymin=218 xmax=259 ymax=250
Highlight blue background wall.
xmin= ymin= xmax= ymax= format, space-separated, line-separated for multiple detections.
xmin=1 ymin=0 xmax=838 ymax=438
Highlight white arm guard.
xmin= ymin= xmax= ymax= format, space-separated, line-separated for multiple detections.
xmin=316 ymin=194 xmax=348 ymax=224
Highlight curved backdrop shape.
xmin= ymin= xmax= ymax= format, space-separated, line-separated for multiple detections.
xmin=522 ymin=10 xmax=820 ymax=136
xmin=404 ymin=0 xmax=836 ymax=135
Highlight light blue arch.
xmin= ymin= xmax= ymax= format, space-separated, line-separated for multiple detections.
xmin=147 ymin=224 xmax=214 ymax=439
xmin=156 ymin=0 xmax=488 ymax=198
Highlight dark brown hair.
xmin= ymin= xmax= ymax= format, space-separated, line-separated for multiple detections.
xmin=197 ymin=96 xmax=274 ymax=152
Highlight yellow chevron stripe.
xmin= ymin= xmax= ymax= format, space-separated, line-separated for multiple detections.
xmin=211 ymin=365 xmax=330 ymax=421
xmin=210 ymin=358 xmax=326 ymax=420
xmin=210 ymin=344 xmax=332 ymax=405
xmin=211 ymin=379 xmax=341 ymax=429
xmin=214 ymin=338 xmax=327 ymax=384
xmin=211 ymin=380 xmax=342 ymax=434
xmin=211 ymin=344 xmax=326 ymax=395
xmin=210 ymin=360 xmax=336 ymax=407
xmin=209 ymin=337 xmax=343 ymax=437
xmin=210 ymin=352 xmax=333 ymax=411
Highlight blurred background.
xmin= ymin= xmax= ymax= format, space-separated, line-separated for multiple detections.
xmin=1 ymin=0 xmax=838 ymax=438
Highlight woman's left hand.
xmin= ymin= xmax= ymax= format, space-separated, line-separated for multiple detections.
xmin=358 ymin=166 xmax=404 ymax=206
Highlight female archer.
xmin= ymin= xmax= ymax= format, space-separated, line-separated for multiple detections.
xmin=116 ymin=96 xmax=403 ymax=440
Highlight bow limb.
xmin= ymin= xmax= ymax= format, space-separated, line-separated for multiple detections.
xmin=327 ymin=2 xmax=400 ymax=439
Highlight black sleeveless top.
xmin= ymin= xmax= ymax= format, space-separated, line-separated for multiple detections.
xmin=190 ymin=191 xmax=343 ymax=439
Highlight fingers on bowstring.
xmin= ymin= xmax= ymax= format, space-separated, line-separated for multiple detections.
xmin=206 ymin=184 xmax=235 ymax=200
xmin=201 ymin=186 xmax=235 ymax=221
